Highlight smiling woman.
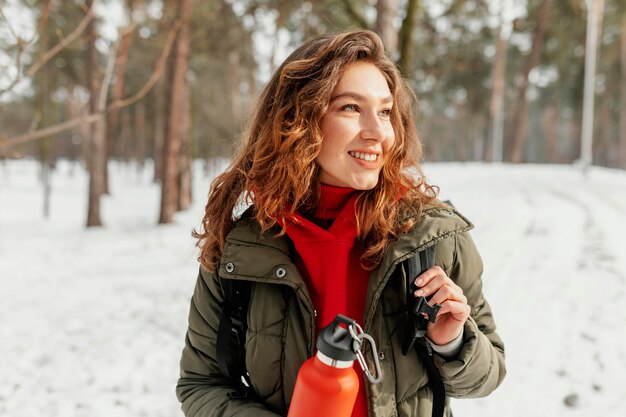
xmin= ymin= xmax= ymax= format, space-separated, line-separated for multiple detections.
xmin=177 ymin=30 xmax=505 ymax=417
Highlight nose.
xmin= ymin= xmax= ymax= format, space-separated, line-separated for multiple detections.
xmin=360 ymin=111 xmax=386 ymax=142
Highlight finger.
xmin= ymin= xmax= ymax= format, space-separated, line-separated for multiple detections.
xmin=414 ymin=271 xmax=454 ymax=298
xmin=414 ymin=273 xmax=447 ymax=297
xmin=429 ymin=284 xmax=467 ymax=306
xmin=414 ymin=266 xmax=456 ymax=291
xmin=435 ymin=300 xmax=471 ymax=323
xmin=413 ymin=265 xmax=445 ymax=287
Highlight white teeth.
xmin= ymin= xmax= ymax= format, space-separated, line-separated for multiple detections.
xmin=349 ymin=151 xmax=378 ymax=162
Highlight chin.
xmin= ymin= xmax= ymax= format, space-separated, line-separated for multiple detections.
xmin=351 ymin=177 xmax=380 ymax=190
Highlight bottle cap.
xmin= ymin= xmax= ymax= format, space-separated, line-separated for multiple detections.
xmin=316 ymin=314 xmax=358 ymax=362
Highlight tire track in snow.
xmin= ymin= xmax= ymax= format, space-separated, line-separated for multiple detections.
xmin=542 ymin=181 xmax=626 ymax=416
xmin=481 ymin=170 xmax=625 ymax=417
xmin=457 ymin=170 xmax=598 ymax=417
xmin=546 ymin=185 xmax=623 ymax=282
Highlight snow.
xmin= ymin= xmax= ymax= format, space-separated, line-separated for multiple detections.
xmin=1 ymin=160 xmax=625 ymax=417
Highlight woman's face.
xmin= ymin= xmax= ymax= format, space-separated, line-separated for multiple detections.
xmin=317 ymin=62 xmax=396 ymax=190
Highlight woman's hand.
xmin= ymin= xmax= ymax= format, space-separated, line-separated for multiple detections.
xmin=414 ymin=266 xmax=470 ymax=346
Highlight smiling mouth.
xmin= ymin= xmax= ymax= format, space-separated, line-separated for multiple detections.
xmin=348 ymin=151 xmax=379 ymax=162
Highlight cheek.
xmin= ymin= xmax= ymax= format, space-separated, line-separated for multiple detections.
xmin=317 ymin=134 xmax=340 ymax=166
xmin=320 ymin=121 xmax=351 ymax=154
xmin=384 ymin=128 xmax=397 ymax=151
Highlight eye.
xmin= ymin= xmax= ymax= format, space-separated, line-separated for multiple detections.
xmin=340 ymin=104 xmax=358 ymax=112
xmin=379 ymin=108 xmax=392 ymax=118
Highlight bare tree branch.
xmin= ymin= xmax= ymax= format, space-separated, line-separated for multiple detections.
xmin=0 ymin=113 xmax=102 ymax=149
xmin=340 ymin=0 xmax=370 ymax=29
xmin=98 ymin=41 xmax=119 ymax=112
xmin=0 ymin=24 xmax=180 ymax=151
xmin=34 ymin=0 xmax=54 ymax=40
xmin=27 ymin=7 xmax=94 ymax=79
xmin=28 ymin=113 xmax=41 ymax=133
xmin=0 ymin=6 xmax=25 ymax=76
xmin=0 ymin=0 xmax=54 ymax=91
xmin=0 ymin=7 xmax=21 ymax=43
xmin=0 ymin=5 xmax=94 ymax=98
xmin=109 ymin=21 xmax=180 ymax=109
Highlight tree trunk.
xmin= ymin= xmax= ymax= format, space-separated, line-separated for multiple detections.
xmin=153 ymin=72 xmax=166 ymax=182
xmin=159 ymin=0 xmax=192 ymax=224
xmin=104 ymin=21 xmax=135 ymax=194
xmin=397 ymin=0 xmax=419 ymax=75
xmin=36 ymin=7 xmax=51 ymax=219
xmin=620 ymin=14 xmax=626 ymax=169
xmin=489 ymin=24 xmax=508 ymax=163
xmin=119 ymin=107 xmax=132 ymax=161
xmin=580 ymin=0 xmax=604 ymax=172
xmin=376 ymin=0 xmax=399 ymax=55
xmin=508 ymin=0 xmax=550 ymax=163
xmin=594 ymin=103 xmax=610 ymax=166
xmin=568 ymin=112 xmax=582 ymax=163
xmin=229 ymin=50 xmax=242 ymax=123
xmin=135 ymin=102 xmax=146 ymax=169
xmin=542 ymin=104 xmax=559 ymax=163
xmin=85 ymin=0 xmax=103 ymax=227
xmin=87 ymin=117 xmax=106 ymax=227
xmin=153 ymin=0 xmax=172 ymax=183
xmin=455 ymin=109 xmax=467 ymax=162
xmin=178 ymin=84 xmax=192 ymax=211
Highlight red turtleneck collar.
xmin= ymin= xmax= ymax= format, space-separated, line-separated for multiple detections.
xmin=313 ymin=184 xmax=357 ymax=220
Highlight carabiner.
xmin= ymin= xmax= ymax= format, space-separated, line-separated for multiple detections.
xmin=348 ymin=323 xmax=383 ymax=384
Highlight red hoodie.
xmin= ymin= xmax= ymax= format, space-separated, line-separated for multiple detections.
xmin=282 ymin=184 xmax=369 ymax=417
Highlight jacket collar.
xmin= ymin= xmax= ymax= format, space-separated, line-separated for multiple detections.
xmin=363 ymin=204 xmax=473 ymax=328
xmin=219 ymin=204 xmax=474 ymax=324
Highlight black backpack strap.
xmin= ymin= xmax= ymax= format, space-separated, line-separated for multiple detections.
xmin=415 ymin=338 xmax=446 ymax=417
xmin=216 ymin=277 xmax=252 ymax=397
xmin=402 ymin=246 xmax=439 ymax=354
xmin=402 ymin=245 xmax=446 ymax=417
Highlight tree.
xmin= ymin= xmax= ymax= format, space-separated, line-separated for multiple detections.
xmin=152 ymin=0 xmax=173 ymax=184
xmin=159 ymin=0 xmax=192 ymax=224
xmin=580 ymin=0 xmax=605 ymax=171
xmin=376 ymin=0 xmax=399 ymax=54
xmin=104 ymin=0 xmax=139 ymax=194
xmin=507 ymin=0 xmax=551 ymax=163
xmin=84 ymin=0 xmax=105 ymax=226
xmin=537 ymin=0 xmax=586 ymax=164
xmin=0 ymin=26 xmax=178 ymax=152
xmin=397 ymin=0 xmax=419 ymax=75
xmin=619 ymin=13 xmax=626 ymax=169
xmin=35 ymin=1 xmax=53 ymax=218
xmin=177 ymin=83 xmax=192 ymax=211
xmin=0 ymin=1 xmax=93 ymax=216
xmin=489 ymin=23 xmax=509 ymax=163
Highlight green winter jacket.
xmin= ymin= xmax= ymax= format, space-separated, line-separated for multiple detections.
xmin=176 ymin=204 xmax=506 ymax=417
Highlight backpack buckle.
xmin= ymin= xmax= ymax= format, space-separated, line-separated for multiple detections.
xmin=402 ymin=296 xmax=441 ymax=356
xmin=412 ymin=296 xmax=441 ymax=324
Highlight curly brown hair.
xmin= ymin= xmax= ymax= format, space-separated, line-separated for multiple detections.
xmin=194 ymin=29 xmax=437 ymax=271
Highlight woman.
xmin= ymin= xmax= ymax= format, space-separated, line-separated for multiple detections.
xmin=177 ymin=30 xmax=505 ymax=417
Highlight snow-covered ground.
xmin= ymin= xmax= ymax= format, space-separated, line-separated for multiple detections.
xmin=0 ymin=160 xmax=624 ymax=417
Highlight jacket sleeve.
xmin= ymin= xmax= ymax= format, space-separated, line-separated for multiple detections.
xmin=435 ymin=231 xmax=506 ymax=398
xmin=176 ymin=267 xmax=280 ymax=417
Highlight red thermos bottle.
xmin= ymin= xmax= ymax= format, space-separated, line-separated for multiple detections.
xmin=287 ymin=315 xmax=360 ymax=417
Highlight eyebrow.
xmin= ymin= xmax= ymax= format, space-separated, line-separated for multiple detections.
xmin=330 ymin=92 xmax=393 ymax=104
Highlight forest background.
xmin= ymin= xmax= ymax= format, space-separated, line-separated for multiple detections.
xmin=1 ymin=0 xmax=625 ymax=227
